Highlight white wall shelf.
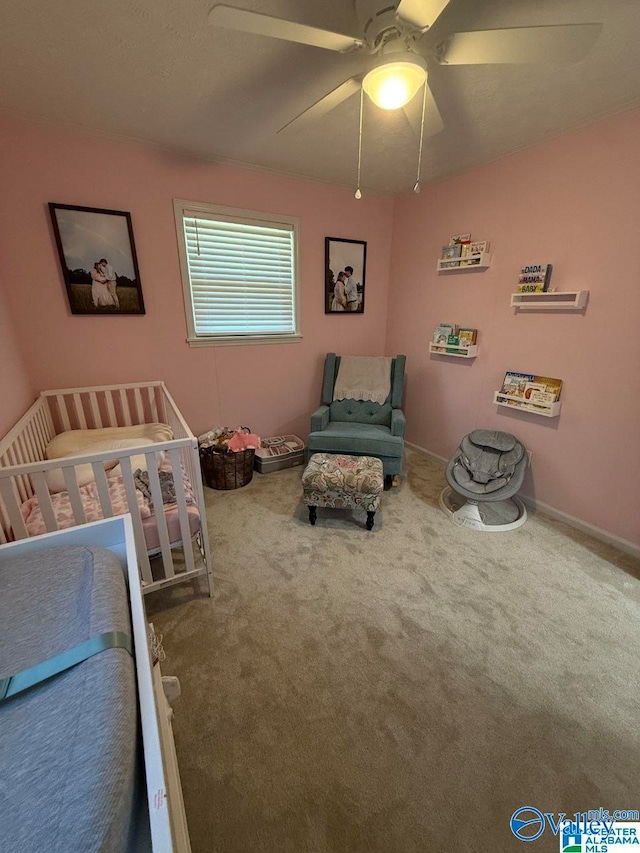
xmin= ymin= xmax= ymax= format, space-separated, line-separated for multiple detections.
xmin=494 ymin=391 xmax=561 ymax=418
xmin=510 ymin=290 xmax=588 ymax=310
xmin=429 ymin=343 xmax=478 ymax=359
xmin=437 ymin=252 xmax=492 ymax=272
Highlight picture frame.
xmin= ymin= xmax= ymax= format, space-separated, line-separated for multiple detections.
xmin=49 ymin=203 xmax=145 ymax=315
xmin=325 ymin=236 xmax=367 ymax=314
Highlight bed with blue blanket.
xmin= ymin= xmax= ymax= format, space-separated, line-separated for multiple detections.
xmin=0 ymin=544 xmax=150 ymax=852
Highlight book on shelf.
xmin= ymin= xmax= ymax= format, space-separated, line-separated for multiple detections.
xmin=440 ymin=244 xmax=461 ymax=268
xmin=433 ymin=324 xmax=455 ymax=345
xmin=469 ymin=240 xmax=489 ymax=255
xmin=457 ymin=328 xmax=477 ymax=348
xmin=517 ymin=263 xmax=553 ymax=293
xmin=449 ymin=233 xmax=471 ymax=245
xmin=461 ymin=241 xmax=489 ymax=266
xmin=499 ymin=371 xmax=563 ymax=409
xmin=446 ymin=333 xmax=460 ymax=353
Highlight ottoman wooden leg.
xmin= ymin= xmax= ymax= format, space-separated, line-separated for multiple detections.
xmin=366 ymin=510 xmax=375 ymax=531
xmin=308 ymin=506 xmax=317 ymax=526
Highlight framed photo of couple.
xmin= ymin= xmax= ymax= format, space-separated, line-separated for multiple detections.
xmin=325 ymin=236 xmax=367 ymax=314
xmin=49 ymin=203 xmax=145 ymax=315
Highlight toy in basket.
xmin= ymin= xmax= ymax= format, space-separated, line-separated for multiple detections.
xmin=198 ymin=427 xmax=261 ymax=490
xmin=254 ymin=435 xmax=306 ymax=473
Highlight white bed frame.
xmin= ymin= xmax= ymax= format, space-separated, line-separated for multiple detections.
xmin=0 ymin=515 xmax=191 ymax=852
xmin=0 ymin=381 xmax=213 ymax=596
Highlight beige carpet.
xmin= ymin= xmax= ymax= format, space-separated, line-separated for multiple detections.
xmin=147 ymin=450 xmax=640 ymax=853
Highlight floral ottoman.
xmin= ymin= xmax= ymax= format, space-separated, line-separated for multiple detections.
xmin=302 ymin=453 xmax=384 ymax=530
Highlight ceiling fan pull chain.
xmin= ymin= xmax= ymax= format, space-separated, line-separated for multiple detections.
xmin=413 ymin=81 xmax=428 ymax=193
xmin=355 ymin=86 xmax=364 ymax=199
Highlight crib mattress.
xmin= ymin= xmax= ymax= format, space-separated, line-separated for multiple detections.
xmin=0 ymin=545 xmax=145 ymax=853
xmin=20 ymin=468 xmax=201 ymax=551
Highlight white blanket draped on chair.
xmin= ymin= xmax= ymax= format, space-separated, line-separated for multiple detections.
xmin=333 ymin=356 xmax=392 ymax=404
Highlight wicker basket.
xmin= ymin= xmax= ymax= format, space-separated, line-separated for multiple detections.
xmin=200 ymin=445 xmax=255 ymax=490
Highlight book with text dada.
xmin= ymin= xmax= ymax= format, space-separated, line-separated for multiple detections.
xmin=517 ymin=263 xmax=553 ymax=293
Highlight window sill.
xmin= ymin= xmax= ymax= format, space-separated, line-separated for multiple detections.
xmin=187 ymin=334 xmax=303 ymax=348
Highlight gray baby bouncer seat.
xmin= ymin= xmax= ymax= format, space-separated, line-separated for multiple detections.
xmin=440 ymin=429 xmax=528 ymax=531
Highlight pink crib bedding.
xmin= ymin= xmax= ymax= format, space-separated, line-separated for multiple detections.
xmin=20 ymin=466 xmax=200 ymax=551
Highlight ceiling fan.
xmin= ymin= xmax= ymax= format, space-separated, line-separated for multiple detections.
xmin=208 ymin=0 xmax=602 ymax=138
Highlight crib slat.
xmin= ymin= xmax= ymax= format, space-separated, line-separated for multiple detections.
xmin=105 ymin=391 xmax=117 ymax=428
xmin=23 ymin=423 xmax=37 ymax=462
xmin=119 ymin=389 xmax=132 ymax=426
xmin=31 ymin=471 xmax=58 ymax=533
xmin=30 ymin=420 xmax=44 ymax=461
xmin=89 ymin=392 xmax=103 ymax=428
xmin=62 ymin=466 xmax=87 ymax=525
xmin=16 ymin=435 xmax=34 ymax=498
xmin=73 ymin=393 xmax=88 ymax=430
xmin=145 ymin=453 xmax=174 ymax=578
xmin=6 ymin=448 xmax=28 ymax=503
xmin=148 ymin=386 xmax=159 ymax=422
xmin=16 ymin=433 xmax=29 ymax=463
xmin=0 ymin=478 xmax=29 ymax=540
xmin=92 ymin=462 xmax=114 ymax=518
xmin=32 ymin=414 xmax=47 ymax=459
xmin=168 ymin=449 xmax=195 ymax=575
xmin=42 ymin=401 xmax=55 ymax=442
xmin=58 ymin=395 xmax=72 ymax=432
xmin=118 ymin=456 xmax=154 ymax=585
xmin=133 ymin=387 xmax=144 ymax=424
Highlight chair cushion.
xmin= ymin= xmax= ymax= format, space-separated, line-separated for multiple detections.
xmin=468 ymin=429 xmax=517 ymax=453
xmin=302 ymin=454 xmax=383 ymax=511
xmin=307 ymin=422 xmax=403 ymax=458
xmin=329 ymin=399 xmax=392 ymax=426
xmin=460 ymin=432 xmax=524 ymax=484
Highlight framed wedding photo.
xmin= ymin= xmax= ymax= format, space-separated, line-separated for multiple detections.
xmin=325 ymin=236 xmax=367 ymax=314
xmin=49 ymin=203 xmax=145 ymax=315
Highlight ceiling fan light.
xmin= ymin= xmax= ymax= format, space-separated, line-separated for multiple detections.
xmin=362 ymin=61 xmax=426 ymax=110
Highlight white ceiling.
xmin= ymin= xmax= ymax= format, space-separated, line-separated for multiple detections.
xmin=2 ymin=0 xmax=640 ymax=194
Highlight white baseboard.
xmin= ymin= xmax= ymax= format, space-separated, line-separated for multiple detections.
xmin=405 ymin=440 xmax=448 ymax=464
xmin=405 ymin=441 xmax=640 ymax=560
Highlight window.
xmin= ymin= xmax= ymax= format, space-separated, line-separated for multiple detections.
xmin=174 ymin=200 xmax=300 ymax=346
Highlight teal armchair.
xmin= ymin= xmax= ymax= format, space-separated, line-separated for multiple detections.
xmin=307 ymin=353 xmax=407 ymax=477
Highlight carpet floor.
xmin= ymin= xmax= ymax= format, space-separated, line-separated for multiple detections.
xmin=147 ymin=450 xmax=640 ymax=853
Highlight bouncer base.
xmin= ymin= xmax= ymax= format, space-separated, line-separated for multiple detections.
xmin=439 ymin=487 xmax=527 ymax=532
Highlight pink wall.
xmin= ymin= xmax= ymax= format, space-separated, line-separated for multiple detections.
xmin=387 ymin=108 xmax=640 ymax=546
xmin=2 ymin=110 xmax=639 ymax=545
xmin=0 ymin=115 xmax=394 ymax=439
xmin=0 ymin=283 xmax=34 ymax=435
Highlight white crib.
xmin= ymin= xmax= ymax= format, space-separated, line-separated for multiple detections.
xmin=0 ymin=381 xmax=213 ymax=597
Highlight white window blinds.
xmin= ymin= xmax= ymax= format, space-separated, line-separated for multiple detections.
xmin=182 ymin=210 xmax=297 ymax=339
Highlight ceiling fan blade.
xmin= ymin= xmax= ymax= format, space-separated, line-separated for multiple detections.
xmin=403 ymin=82 xmax=444 ymax=138
xmin=438 ymin=23 xmax=602 ymax=65
xmin=278 ymin=78 xmax=362 ymax=134
xmin=396 ymin=0 xmax=451 ymax=32
xmin=208 ymin=4 xmax=364 ymax=53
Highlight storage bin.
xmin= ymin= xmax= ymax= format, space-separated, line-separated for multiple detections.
xmin=200 ymin=445 xmax=255 ymax=490
xmin=254 ymin=435 xmax=305 ymax=474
